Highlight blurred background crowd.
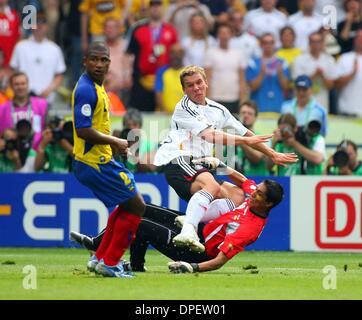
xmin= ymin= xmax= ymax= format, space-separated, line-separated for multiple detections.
xmin=0 ymin=0 xmax=361 ymax=176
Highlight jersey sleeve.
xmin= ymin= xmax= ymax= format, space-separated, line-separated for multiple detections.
xmin=73 ymin=84 xmax=97 ymax=129
xmin=219 ymin=217 xmax=263 ymax=259
xmin=221 ymin=107 xmax=248 ymax=136
xmin=218 ymin=231 xmax=247 ymax=259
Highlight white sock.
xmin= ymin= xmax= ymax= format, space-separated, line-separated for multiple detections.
xmin=200 ymin=199 xmax=236 ymax=223
xmin=183 ymin=190 xmax=214 ymax=230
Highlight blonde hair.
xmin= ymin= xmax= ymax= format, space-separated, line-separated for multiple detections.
xmin=179 ymin=65 xmax=207 ymax=88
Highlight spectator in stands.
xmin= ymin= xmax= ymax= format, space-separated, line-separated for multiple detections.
xmin=0 ymin=48 xmax=12 ymax=104
xmin=113 ymin=108 xmax=157 ymax=173
xmin=155 ymin=43 xmax=185 ymax=113
xmin=268 ymin=113 xmax=326 ymax=175
xmin=0 ymin=0 xmax=20 ymax=68
xmin=229 ymin=9 xmax=261 ymax=64
xmin=199 ymin=0 xmax=229 ymax=26
xmin=164 ymin=0 xmax=214 ymax=39
xmin=276 ymin=26 xmax=302 ymax=66
xmin=104 ymin=18 xmax=132 ymax=98
xmin=126 ymin=0 xmax=178 ymax=112
xmin=335 ymin=29 xmax=362 ymax=118
xmin=42 ymin=0 xmax=61 ymax=42
xmin=292 ymin=31 xmax=337 ymax=110
xmin=243 ymin=0 xmax=287 ymax=45
xmin=10 ymin=13 xmax=66 ymax=104
xmin=34 ymin=117 xmax=74 ymax=173
xmin=228 ymin=0 xmax=247 ymax=15
xmin=226 ymin=100 xmax=269 ymax=176
xmin=246 ymin=33 xmax=290 ymax=113
xmin=66 ymin=0 xmax=82 ymax=86
xmin=79 ymin=0 xmax=126 ymax=53
xmin=287 ymin=0 xmax=324 ymax=52
xmin=325 ymin=139 xmax=362 ymax=175
xmin=181 ymin=12 xmax=216 ymax=67
xmin=204 ymin=24 xmax=247 ymax=114
xmin=281 ymin=75 xmax=328 ymax=136
xmin=337 ymin=0 xmax=362 ymax=54
xmin=276 ymin=0 xmax=299 ymax=16
xmin=0 ymin=128 xmax=22 ymax=172
xmin=0 ymin=72 xmax=48 ymax=150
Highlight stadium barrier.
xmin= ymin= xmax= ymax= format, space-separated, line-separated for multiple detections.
xmin=0 ymin=174 xmax=289 ymax=250
xmin=2 ymin=174 xmax=361 ymax=251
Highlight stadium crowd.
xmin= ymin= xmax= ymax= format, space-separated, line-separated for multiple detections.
xmin=0 ymin=0 xmax=361 ymax=176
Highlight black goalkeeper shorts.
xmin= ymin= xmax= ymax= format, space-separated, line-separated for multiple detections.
xmin=162 ymin=156 xmax=224 ymax=202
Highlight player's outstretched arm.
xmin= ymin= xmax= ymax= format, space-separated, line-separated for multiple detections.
xmin=199 ymin=127 xmax=272 ymax=146
xmin=243 ymin=130 xmax=298 ymax=167
xmin=168 ymin=252 xmax=229 ymax=273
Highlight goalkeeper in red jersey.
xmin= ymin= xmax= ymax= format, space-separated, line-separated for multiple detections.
xmin=71 ymin=157 xmax=284 ymax=273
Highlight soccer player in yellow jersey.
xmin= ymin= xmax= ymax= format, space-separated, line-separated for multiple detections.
xmin=72 ymin=42 xmax=145 ymax=278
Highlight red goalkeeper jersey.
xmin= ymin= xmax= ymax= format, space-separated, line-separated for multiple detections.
xmin=203 ymin=180 xmax=267 ymax=259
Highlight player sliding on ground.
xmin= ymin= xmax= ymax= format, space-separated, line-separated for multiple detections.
xmin=153 ymin=65 xmax=297 ymax=253
xmin=71 ymin=157 xmax=284 ymax=273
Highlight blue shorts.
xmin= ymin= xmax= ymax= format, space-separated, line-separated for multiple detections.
xmin=73 ymin=159 xmax=138 ymax=208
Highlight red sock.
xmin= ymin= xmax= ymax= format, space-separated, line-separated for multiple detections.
xmin=95 ymin=207 xmax=121 ymax=261
xmin=103 ymin=211 xmax=141 ymax=266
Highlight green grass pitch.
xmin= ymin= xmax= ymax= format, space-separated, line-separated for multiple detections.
xmin=1 ymin=248 xmax=362 ymax=300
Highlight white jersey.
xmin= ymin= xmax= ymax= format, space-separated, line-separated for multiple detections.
xmin=154 ymin=95 xmax=248 ymax=166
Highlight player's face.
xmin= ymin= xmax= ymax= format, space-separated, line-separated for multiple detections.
xmin=249 ymin=183 xmax=268 ymax=208
xmin=84 ymin=50 xmax=111 ymax=83
xmin=182 ymin=73 xmax=208 ymax=105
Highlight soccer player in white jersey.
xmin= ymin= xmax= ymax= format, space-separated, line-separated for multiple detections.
xmin=153 ymin=65 xmax=298 ymax=252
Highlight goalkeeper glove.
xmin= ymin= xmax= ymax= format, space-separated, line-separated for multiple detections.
xmin=168 ymin=261 xmax=199 ymax=273
xmin=192 ymin=157 xmax=226 ymax=170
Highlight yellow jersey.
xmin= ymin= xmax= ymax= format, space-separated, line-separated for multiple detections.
xmin=72 ymin=73 xmax=113 ymax=168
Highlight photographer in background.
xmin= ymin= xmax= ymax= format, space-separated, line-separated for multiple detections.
xmin=0 ymin=128 xmax=22 ymax=172
xmin=0 ymin=71 xmax=48 ymax=150
xmin=281 ymin=75 xmax=327 ymax=137
xmin=268 ymin=113 xmax=326 ymax=176
xmin=34 ymin=117 xmax=74 ymax=173
xmin=112 ymin=109 xmax=157 ymax=173
xmin=325 ymin=140 xmax=362 ymax=175
xmin=15 ymin=119 xmax=36 ymax=173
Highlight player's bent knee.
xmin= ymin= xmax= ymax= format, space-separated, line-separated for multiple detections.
xmin=198 ymin=182 xmax=221 ymax=198
xmin=228 ymin=188 xmax=245 ymax=206
xmin=121 ymin=194 xmax=146 ymax=217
